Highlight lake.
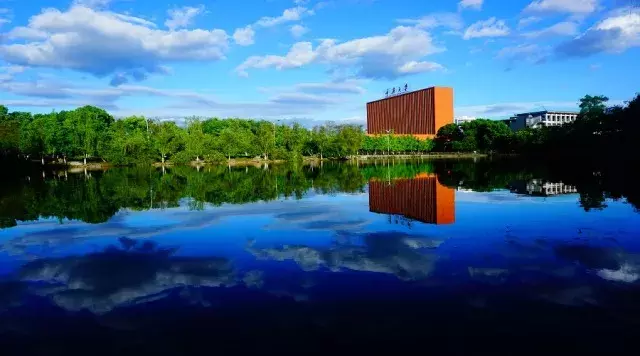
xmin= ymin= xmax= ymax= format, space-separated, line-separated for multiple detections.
xmin=1 ymin=159 xmax=639 ymax=354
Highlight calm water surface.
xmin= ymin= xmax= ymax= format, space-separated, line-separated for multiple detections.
xmin=1 ymin=160 xmax=639 ymax=354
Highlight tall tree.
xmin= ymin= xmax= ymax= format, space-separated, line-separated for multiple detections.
xmin=336 ymin=125 xmax=364 ymax=158
xmin=104 ymin=116 xmax=154 ymax=164
xmin=312 ymin=125 xmax=332 ymax=160
xmin=64 ymin=106 xmax=113 ymax=164
xmin=255 ymin=121 xmax=276 ymax=160
xmin=152 ymin=121 xmax=183 ymax=163
xmin=0 ymin=106 xmax=21 ymax=156
xmin=20 ymin=117 xmax=45 ymax=162
xmin=185 ymin=118 xmax=207 ymax=162
xmin=283 ymin=122 xmax=308 ymax=157
xmin=579 ymin=95 xmax=609 ymax=118
xmin=218 ymin=124 xmax=251 ymax=161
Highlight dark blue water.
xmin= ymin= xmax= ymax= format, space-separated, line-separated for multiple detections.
xmin=1 ymin=161 xmax=639 ymax=354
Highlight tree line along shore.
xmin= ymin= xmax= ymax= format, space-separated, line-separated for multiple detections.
xmin=2 ymin=158 xmax=637 ymax=229
xmin=0 ymin=93 xmax=637 ymax=167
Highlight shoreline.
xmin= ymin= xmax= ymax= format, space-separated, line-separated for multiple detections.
xmin=34 ymin=153 xmax=492 ymax=170
xmin=355 ymin=153 xmax=488 ymax=160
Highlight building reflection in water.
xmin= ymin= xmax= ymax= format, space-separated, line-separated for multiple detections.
xmin=509 ymin=179 xmax=578 ymax=197
xmin=368 ymin=173 xmax=455 ymax=225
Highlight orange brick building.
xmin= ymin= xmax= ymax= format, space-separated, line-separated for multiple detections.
xmin=368 ymin=173 xmax=455 ymax=225
xmin=366 ymin=86 xmax=454 ymax=139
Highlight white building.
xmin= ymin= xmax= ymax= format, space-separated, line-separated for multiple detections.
xmin=454 ymin=116 xmax=476 ymax=125
xmin=525 ymin=180 xmax=578 ymax=196
xmin=504 ymin=111 xmax=578 ymax=131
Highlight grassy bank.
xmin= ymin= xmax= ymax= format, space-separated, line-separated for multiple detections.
xmin=356 ymin=153 xmax=488 ymax=160
xmin=31 ymin=152 xmax=491 ymax=170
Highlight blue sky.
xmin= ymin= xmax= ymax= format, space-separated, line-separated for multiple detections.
xmin=0 ymin=0 xmax=639 ymax=125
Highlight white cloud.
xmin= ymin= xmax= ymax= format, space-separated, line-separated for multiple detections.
xmin=290 ymin=24 xmax=309 ymax=38
xmin=231 ymin=6 xmax=315 ymax=46
xmin=237 ymin=42 xmax=316 ymax=77
xmin=0 ymin=6 xmax=229 ymax=85
xmin=459 ymin=0 xmax=484 ymax=11
xmin=0 ymin=65 xmax=26 ymax=74
xmin=255 ymin=6 xmax=311 ymax=28
xmin=523 ymin=21 xmax=579 ymax=38
xmin=464 ymin=17 xmax=510 ymax=39
xmin=397 ymin=61 xmax=444 ymax=74
xmin=165 ymin=5 xmax=205 ymax=31
xmin=0 ymin=7 xmax=11 ymax=27
xmin=0 ymin=75 xmax=365 ymax=120
xmin=524 ymin=0 xmax=599 ymax=14
xmin=597 ymin=264 xmax=639 ymax=283
xmin=556 ymin=8 xmax=640 ymax=56
xmin=72 ymin=0 xmax=112 ymax=8
xmin=111 ymin=13 xmax=157 ymax=28
xmin=518 ymin=16 xmax=541 ymax=29
xmin=233 ymin=26 xmax=255 ymax=46
xmin=236 ymin=26 xmax=444 ymax=79
xmin=5 ymin=27 xmax=49 ymax=40
xmin=397 ymin=12 xmax=464 ymax=30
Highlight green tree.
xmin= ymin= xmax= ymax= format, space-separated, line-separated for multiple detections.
xmin=0 ymin=106 xmax=21 ymax=156
xmin=185 ymin=118 xmax=208 ymax=162
xmin=104 ymin=116 xmax=154 ymax=165
xmin=311 ymin=125 xmax=332 ymax=160
xmin=63 ymin=106 xmax=113 ymax=164
xmin=473 ymin=119 xmax=513 ymax=152
xmin=20 ymin=117 xmax=45 ymax=162
xmin=419 ymin=139 xmax=435 ymax=153
xmin=41 ymin=112 xmax=71 ymax=162
xmin=283 ymin=123 xmax=308 ymax=157
xmin=579 ymin=95 xmax=609 ymax=118
xmin=435 ymin=124 xmax=464 ymax=152
xmin=218 ymin=125 xmax=252 ymax=161
xmin=255 ymin=121 xmax=276 ymax=160
xmin=152 ymin=121 xmax=183 ymax=163
xmin=336 ymin=125 xmax=364 ymax=158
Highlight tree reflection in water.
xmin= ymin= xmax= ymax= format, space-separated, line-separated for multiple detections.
xmin=1 ymin=159 xmax=638 ymax=229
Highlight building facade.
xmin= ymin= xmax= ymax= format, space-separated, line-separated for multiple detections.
xmin=368 ymin=173 xmax=455 ymax=225
xmin=504 ymin=111 xmax=578 ymax=131
xmin=454 ymin=116 xmax=476 ymax=125
xmin=509 ymin=179 xmax=578 ymax=197
xmin=366 ymin=86 xmax=454 ymax=139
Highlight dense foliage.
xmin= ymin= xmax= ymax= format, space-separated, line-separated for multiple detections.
xmin=361 ymin=134 xmax=435 ymax=155
xmin=435 ymin=94 xmax=640 ymax=156
xmin=0 ymin=108 xmax=367 ymax=164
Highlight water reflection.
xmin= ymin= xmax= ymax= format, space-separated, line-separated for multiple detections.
xmin=1 ymin=160 xmax=640 ymax=353
xmin=369 ymin=173 xmax=455 ymax=225
xmin=248 ymin=231 xmax=443 ymax=280
xmin=509 ymin=179 xmax=578 ymax=197
xmin=12 ymin=238 xmax=235 ymax=314
xmin=1 ymin=159 xmax=639 ymax=229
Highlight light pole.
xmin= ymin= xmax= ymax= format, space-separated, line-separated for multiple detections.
xmin=385 ymin=129 xmax=391 ymax=156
